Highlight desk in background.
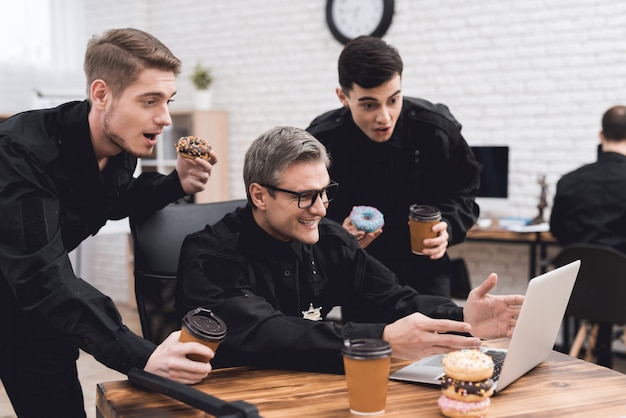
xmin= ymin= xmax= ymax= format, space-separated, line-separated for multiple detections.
xmin=97 ymin=339 xmax=626 ymax=417
xmin=466 ymin=221 xmax=558 ymax=279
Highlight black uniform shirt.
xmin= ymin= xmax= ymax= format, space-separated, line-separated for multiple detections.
xmin=550 ymin=151 xmax=626 ymax=253
xmin=176 ymin=205 xmax=462 ymax=373
xmin=0 ymin=101 xmax=186 ymax=373
xmin=306 ymin=97 xmax=481 ymax=294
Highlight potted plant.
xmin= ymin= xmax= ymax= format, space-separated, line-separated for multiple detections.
xmin=191 ymin=63 xmax=214 ymax=110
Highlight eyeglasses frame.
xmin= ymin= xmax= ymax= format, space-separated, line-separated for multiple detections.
xmin=259 ymin=181 xmax=339 ymax=209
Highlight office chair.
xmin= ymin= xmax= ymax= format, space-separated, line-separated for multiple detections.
xmin=130 ymin=199 xmax=247 ymax=344
xmin=551 ymin=243 xmax=626 ymax=362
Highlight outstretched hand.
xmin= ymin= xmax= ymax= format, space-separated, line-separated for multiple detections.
xmin=144 ymin=331 xmax=213 ymax=384
xmin=463 ymin=273 xmax=524 ymax=339
xmin=382 ymin=312 xmax=481 ymax=360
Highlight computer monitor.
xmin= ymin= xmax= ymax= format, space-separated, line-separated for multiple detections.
xmin=471 ymin=146 xmax=509 ymax=214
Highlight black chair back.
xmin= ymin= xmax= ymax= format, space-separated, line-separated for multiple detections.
xmin=552 ymin=243 xmax=626 ymax=325
xmin=130 ymin=199 xmax=247 ymax=344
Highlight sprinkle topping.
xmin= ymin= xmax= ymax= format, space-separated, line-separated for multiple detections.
xmin=442 ymin=349 xmax=494 ymax=381
xmin=176 ymin=136 xmax=211 ymax=159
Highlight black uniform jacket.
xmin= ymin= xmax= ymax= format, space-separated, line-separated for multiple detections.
xmin=306 ymin=98 xmax=481 ymax=295
xmin=176 ymin=205 xmax=462 ymax=373
xmin=307 ymin=97 xmax=481 ymax=255
xmin=550 ymin=151 xmax=626 ymax=253
xmin=0 ymin=101 xmax=186 ymax=373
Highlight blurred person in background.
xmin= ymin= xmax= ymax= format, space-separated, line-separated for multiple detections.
xmin=550 ymin=105 xmax=626 ymax=368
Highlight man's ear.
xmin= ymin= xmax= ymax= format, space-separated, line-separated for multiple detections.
xmin=336 ymin=87 xmax=349 ymax=108
xmin=249 ymin=183 xmax=267 ymax=210
xmin=90 ymin=79 xmax=109 ymax=109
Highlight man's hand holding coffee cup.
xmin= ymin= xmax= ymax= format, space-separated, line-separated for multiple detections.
xmin=420 ymin=221 xmax=449 ymax=260
xmin=144 ymin=331 xmax=213 ymax=384
xmin=408 ymin=204 xmax=448 ymax=258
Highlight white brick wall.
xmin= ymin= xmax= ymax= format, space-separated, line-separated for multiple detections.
xmin=4 ymin=0 xmax=626 ymax=298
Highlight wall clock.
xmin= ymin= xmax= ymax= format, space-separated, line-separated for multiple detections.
xmin=326 ymin=0 xmax=395 ymax=45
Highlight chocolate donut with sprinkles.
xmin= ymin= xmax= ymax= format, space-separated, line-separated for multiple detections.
xmin=349 ymin=206 xmax=385 ymax=233
xmin=175 ymin=135 xmax=212 ymax=160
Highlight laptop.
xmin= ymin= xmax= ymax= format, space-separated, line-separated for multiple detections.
xmin=389 ymin=260 xmax=580 ymax=393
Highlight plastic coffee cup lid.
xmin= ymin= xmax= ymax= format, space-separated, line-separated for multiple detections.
xmin=342 ymin=338 xmax=391 ymax=359
xmin=182 ymin=307 xmax=227 ymax=341
xmin=409 ymin=204 xmax=441 ymax=221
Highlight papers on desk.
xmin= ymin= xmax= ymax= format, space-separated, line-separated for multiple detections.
xmin=503 ymin=222 xmax=550 ymax=233
xmin=497 ymin=217 xmax=549 ymax=232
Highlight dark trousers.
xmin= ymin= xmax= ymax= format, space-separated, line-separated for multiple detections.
xmin=0 ymin=280 xmax=86 ymax=418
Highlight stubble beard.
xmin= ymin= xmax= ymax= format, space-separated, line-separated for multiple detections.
xmin=102 ymin=112 xmax=154 ymax=158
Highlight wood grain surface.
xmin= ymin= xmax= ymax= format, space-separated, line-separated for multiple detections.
xmin=97 ymin=339 xmax=626 ymax=417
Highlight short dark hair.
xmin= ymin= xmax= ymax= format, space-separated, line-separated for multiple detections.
xmin=337 ymin=36 xmax=403 ymax=91
xmin=602 ymin=105 xmax=626 ymax=141
xmin=84 ymin=28 xmax=181 ymax=99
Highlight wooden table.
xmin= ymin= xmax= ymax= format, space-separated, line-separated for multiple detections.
xmin=97 ymin=339 xmax=626 ymax=417
xmin=466 ymin=222 xmax=558 ymax=279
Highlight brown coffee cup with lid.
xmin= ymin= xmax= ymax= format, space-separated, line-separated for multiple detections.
xmin=408 ymin=205 xmax=442 ymax=255
xmin=342 ymin=338 xmax=392 ymax=416
xmin=179 ymin=307 xmax=227 ymax=362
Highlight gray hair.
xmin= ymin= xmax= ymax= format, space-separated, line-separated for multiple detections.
xmin=243 ymin=126 xmax=330 ymax=205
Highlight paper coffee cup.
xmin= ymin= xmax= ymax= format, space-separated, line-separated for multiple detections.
xmin=408 ymin=205 xmax=442 ymax=255
xmin=179 ymin=307 xmax=227 ymax=362
xmin=342 ymin=339 xmax=392 ymax=416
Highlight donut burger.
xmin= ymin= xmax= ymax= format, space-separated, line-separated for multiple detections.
xmin=437 ymin=349 xmax=495 ymax=418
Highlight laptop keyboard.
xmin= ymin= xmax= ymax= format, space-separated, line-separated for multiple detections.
xmin=484 ymin=350 xmax=507 ymax=382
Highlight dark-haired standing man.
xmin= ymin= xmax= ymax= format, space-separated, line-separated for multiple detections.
xmin=307 ymin=36 xmax=481 ymax=297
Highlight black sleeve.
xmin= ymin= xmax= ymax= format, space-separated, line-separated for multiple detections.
xmin=112 ymin=170 xmax=187 ymax=220
xmin=176 ymin=229 xmax=351 ymax=373
xmin=437 ymin=130 xmax=482 ymax=245
xmin=0 ymin=141 xmax=156 ymax=374
xmin=549 ymin=178 xmax=569 ymax=244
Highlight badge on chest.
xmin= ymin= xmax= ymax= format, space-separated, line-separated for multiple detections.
xmin=302 ymin=303 xmax=322 ymax=321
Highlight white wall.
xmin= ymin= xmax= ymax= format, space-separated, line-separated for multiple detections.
xmin=147 ymin=0 xmax=626 ymax=220
xmin=5 ymin=0 xmax=625 ymax=218
xmin=4 ymin=0 xmax=626 ymax=297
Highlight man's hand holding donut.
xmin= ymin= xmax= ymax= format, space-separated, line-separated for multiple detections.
xmin=175 ymin=136 xmax=218 ymax=195
xmin=342 ymin=216 xmax=383 ymax=248
xmin=177 ymin=155 xmax=216 ymax=195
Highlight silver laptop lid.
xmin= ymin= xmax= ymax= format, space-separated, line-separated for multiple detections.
xmin=389 ymin=260 xmax=580 ymax=392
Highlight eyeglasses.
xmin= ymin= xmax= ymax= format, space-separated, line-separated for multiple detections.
xmin=260 ymin=181 xmax=339 ymax=209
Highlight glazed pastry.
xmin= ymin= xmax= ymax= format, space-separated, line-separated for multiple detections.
xmin=349 ymin=206 xmax=385 ymax=233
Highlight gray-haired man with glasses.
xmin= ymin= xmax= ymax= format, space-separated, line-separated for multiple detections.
xmin=175 ymin=126 xmax=523 ymax=373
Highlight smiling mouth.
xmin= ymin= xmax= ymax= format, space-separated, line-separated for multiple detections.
xmin=298 ymin=218 xmax=317 ymax=226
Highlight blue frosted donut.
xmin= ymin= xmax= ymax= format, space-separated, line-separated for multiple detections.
xmin=349 ymin=206 xmax=385 ymax=233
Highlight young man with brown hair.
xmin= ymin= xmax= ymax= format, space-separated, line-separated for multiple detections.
xmin=0 ymin=28 xmax=217 ymax=417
